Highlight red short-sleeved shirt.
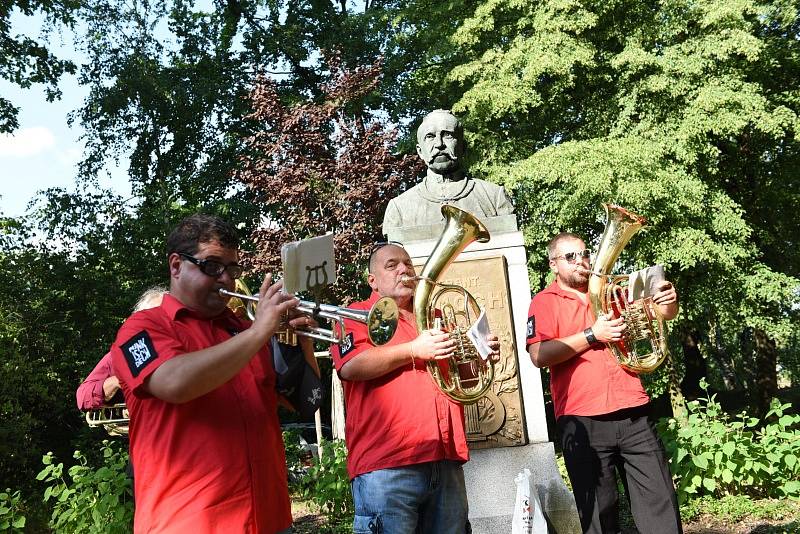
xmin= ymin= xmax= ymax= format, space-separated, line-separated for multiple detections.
xmin=111 ymin=293 xmax=291 ymax=534
xmin=330 ymin=292 xmax=469 ymax=479
xmin=526 ymin=281 xmax=650 ymax=419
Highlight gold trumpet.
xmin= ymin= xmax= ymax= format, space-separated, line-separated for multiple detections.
xmin=220 ymin=280 xmax=399 ymax=346
xmin=405 ymin=205 xmax=495 ymax=404
xmin=85 ymin=403 xmax=129 ymax=436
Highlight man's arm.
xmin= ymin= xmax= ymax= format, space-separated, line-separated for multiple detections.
xmin=339 ymin=330 xmax=455 ymax=381
xmin=528 ymin=315 xmax=625 ymax=368
xmin=76 ymin=353 xmax=115 ymax=410
xmin=144 ymin=277 xmax=298 ymax=404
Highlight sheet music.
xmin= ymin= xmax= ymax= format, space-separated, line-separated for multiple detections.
xmin=281 ymin=233 xmax=336 ymax=294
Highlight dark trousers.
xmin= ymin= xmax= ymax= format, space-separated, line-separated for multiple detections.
xmin=558 ymin=404 xmax=682 ymax=534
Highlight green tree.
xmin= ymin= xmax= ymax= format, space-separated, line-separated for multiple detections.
xmin=391 ymin=0 xmax=800 ymax=412
xmin=1 ymin=0 xmax=79 ymax=132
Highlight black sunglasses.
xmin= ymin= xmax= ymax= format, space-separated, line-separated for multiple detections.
xmin=179 ymin=253 xmax=244 ymax=279
xmin=369 ymin=240 xmax=404 ymax=256
xmin=551 ymin=249 xmax=591 ymax=264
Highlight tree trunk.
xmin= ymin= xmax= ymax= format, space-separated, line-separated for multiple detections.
xmin=679 ymin=329 xmax=707 ymax=400
xmin=753 ymin=328 xmax=778 ymax=417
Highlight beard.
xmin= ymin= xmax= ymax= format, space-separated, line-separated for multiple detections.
xmin=564 ymin=269 xmax=590 ymax=291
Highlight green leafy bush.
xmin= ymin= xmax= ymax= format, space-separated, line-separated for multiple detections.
xmin=659 ymin=379 xmax=800 ymax=502
xmin=283 ymin=429 xmax=311 ymax=492
xmin=36 ymin=440 xmax=133 ymax=533
xmin=680 ymin=494 xmax=798 ymax=523
xmin=301 ymin=439 xmax=353 ymax=531
xmin=0 ymin=488 xmax=26 ymax=531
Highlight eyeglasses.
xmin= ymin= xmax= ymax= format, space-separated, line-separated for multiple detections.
xmin=179 ymin=253 xmax=244 ymax=279
xmin=369 ymin=241 xmax=404 ymax=257
xmin=551 ymin=249 xmax=591 ymax=264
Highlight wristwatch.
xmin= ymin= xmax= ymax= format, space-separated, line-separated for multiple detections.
xmin=583 ymin=327 xmax=598 ymax=346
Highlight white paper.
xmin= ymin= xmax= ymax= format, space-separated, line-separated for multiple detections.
xmin=281 ymin=233 xmax=337 ymax=294
xmin=627 ymin=264 xmax=666 ymax=302
xmin=466 ymin=309 xmax=492 ymax=361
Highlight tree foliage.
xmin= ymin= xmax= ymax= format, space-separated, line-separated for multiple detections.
xmin=395 ymin=0 xmax=800 ymax=407
xmin=0 ymin=0 xmax=78 ymax=132
xmin=235 ymin=57 xmax=422 ymax=303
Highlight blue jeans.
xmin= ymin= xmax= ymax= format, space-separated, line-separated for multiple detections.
xmin=351 ymin=461 xmax=470 ymax=534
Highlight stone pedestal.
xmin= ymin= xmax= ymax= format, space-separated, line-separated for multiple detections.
xmin=402 ymin=229 xmax=580 ymax=534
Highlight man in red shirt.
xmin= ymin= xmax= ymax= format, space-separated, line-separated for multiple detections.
xmin=331 ymin=242 xmax=499 ymax=534
xmin=526 ymin=232 xmax=681 ymax=534
xmin=111 ymin=214 xmax=305 ymax=534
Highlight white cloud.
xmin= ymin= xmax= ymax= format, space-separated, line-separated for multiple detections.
xmin=0 ymin=127 xmax=56 ymax=158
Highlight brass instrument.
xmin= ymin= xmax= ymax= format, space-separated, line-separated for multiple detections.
xmin=85 ymin=403 xmax=129 ymax=436
xmin=587 ymin=203 xmax=669 ymax=373
xmin=220 ymin=280 xmax=399 ymax=346
xmin=409 ymin=205 xmax=494 ymax=404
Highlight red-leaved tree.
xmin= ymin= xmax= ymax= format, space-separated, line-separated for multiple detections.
xmin=235 ymin=57 xmax=423 ymax=303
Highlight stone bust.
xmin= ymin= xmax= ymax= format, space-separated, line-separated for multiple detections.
xmin=382 ymin=110 xmax=515 ymax=239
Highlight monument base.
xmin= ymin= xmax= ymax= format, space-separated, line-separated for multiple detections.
xmin=464 ymin=443 xmax=581 ymax=534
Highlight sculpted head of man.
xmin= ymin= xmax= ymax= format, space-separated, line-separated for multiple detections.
xmin=416 ymin=110 xmax=465 ymax=176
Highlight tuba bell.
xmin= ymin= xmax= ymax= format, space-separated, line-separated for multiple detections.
xmin=587 ymin=203 xmax=669 ymax=374
xmin=409 ymin=205 xmax=495 ymax=404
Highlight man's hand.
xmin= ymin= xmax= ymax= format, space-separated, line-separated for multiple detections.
xmin=410 ymin=329 xmax=456 ymax=360
xmin=485 ymin=334 xmax=501 ymax=363
xmin=288 ymin=313 xmax=318 ymax=351
xmin=591 ymin=314 xmax=626 ymax=343
xmin=102 ymin=375 xmax=120 ymax=402
xmin=251 ymin=274 xmax=299 ymax=338
xmin=652 ymin=281 xmax=677 ymax=306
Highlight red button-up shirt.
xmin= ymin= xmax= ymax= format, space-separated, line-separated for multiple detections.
xmin=526 ymin=281 xmax=650 ymax=419
xmin=76 ymin=351 xmax=115 ymax=410
xmin=111 ymin=294 xmax=291 ymax=534
xmin=330 ymin=292 xmax=469 ymax=479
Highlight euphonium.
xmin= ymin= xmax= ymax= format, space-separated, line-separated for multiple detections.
xmin=587 ymin=204 xmax=669 ymax=373
xmin=411 ymin=205 xmax=494 ymax=404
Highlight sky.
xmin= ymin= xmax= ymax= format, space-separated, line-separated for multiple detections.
xmin=0 ymin=12 xmax=130 ymax=219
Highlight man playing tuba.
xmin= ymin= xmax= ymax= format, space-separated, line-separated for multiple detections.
xmin=526 ymin=231 xmax=680 ymax=534
xmin=331 ymin=242 xmax=500 ymax=534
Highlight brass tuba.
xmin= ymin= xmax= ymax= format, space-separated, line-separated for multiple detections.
xmin=410 ymin=205 xmax=494 ymax=404
xmin=587 ymin=204 xmax=669 ymax=373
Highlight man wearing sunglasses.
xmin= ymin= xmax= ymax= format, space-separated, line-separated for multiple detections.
xmin=110 ymin=214 xmax=304 ymax=534
xmin=525 ymin=232 xmax=681 ymax=534
xmin=330 ymin=242 xmax=500 ymax=534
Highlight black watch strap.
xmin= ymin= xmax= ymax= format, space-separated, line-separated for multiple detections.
xmin=584 ymin=327 xmax=598 ymax=346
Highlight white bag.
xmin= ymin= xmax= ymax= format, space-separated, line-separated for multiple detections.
xmin=512 ymin=468 xmax=548 ymax=534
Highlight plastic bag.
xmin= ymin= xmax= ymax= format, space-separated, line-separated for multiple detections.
xmin=512 ymin=468 xmax=548 ymax=534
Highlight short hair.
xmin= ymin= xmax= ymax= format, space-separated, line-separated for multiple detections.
xmin=133 ymin=286 xmax=167 ymax=312
xmin=166 ymin=214 xmax=239 ymax=256
xmin=368 ymin=243 xmax=407 ymax=274
xmin=416 ymin=109 xmax=464 ymax=144
xmin=547 ymin=232 xmax=583 ymax=260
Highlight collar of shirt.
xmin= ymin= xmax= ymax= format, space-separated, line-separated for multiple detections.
xmin=160 ymin=293 xmax=241 ymax=327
